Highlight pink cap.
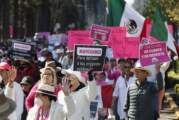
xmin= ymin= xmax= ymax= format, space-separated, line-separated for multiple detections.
xmin=0 ymin=62 xmax=11 ymax=71
xmin=94 ymin=71 xmax=105 ymax=74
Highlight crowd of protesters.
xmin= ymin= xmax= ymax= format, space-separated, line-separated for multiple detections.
xmin=0 ymin=34 xmax=172 ymax=120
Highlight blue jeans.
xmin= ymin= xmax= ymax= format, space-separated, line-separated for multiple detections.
xmin=154 ymin=94 xmax=159 ymax=120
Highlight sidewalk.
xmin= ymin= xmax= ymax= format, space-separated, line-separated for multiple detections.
xmin=159 ymin=101 xmax=178 ymax=120
xmin=159 ymin=89 xmax=178 ymax=120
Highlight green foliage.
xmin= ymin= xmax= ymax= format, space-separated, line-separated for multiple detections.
xmin=174 ymin=84 xmax=179 ymax=94
xmin=18 ymin=0 xmax=41 ymax=11
xmin=144 ymin=0 xmax=179 ymax=24
xmin=168 ymin=70 xmax=179 ymax=88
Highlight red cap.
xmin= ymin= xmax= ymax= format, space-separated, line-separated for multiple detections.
xmin=0 ymin=62 xmax=11 ymax=71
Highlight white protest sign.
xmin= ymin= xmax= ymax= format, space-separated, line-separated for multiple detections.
xmin=48 ymin=34 xmax=61 ymax=44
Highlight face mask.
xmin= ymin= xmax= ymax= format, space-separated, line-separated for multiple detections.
xmin=34 ymin=97 xmax=43 ymax=107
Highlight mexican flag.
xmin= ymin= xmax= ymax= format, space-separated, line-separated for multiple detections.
xmin=91 ymin=85 xmax=113 ymax=108
xmin=150 ymin=4 xmax=178 ymax=56
xmin=90 ymin=85 xmax=113 ymax=118
xmin=106 ymin=0 xmax=151 ymax=38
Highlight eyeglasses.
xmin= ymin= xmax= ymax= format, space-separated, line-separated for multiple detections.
xmin=124 ymin=66 xmax=132 ymax=69
xmin=42 ymin=73 xmax=52 ymax=76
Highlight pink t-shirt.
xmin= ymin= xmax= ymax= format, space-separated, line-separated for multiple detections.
xmin=36 ymin=107 xmax=50 ymax=120
xmin=96 ymin=80 xmax=109 ymax=86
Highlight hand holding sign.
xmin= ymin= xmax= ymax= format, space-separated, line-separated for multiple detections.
xmin=140 ymin=42 xmax=171 ymax=67
xmin=88 ymin=68 xmax=94 ymax=81
xmin=73 ymin=45 xmax=107 ymax=72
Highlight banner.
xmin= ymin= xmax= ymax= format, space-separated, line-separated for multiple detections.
xmin=59 ymin=33 xmax=68 ymax=45
xmin=38 ymin=32 xmax=50 ymax=40
xmin=90 ymin=101 xmax=98 ymax=119
xmin=12 ymin=41 xmax=35 ymax=61
xmin=112 ymin=37 xmax=140 ymax=58
xmin=90 ymin=24 xmax=111 ymax=41
xmin=140 ymin=42 xmax=171 ymax=67
xmin=90 ymin=85 xmax=113 ymax=119
xmin=73 ymin=45 xmax=107 ymax=71
xmin=102 ymin=27 xmax=126 ymax=46
xmin=68 ymin=31 xmax=94 ymax=50
xmin=48 ymin=34 xmax=61 ymax=44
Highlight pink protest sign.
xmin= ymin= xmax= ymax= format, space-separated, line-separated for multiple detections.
xmin=146 ymin=24 xmax=173 ymax=42
xmin=141 ymin=37 xmax=153 ymax=44
xmin=112 ymin=37 xmax=140 ymax=58
xmin=101 ymin=27 xmax=126 ymax=46
xmin=90 ymin=24 xmax=111 ymax=41
xmin=140 ymin=42 xmax=171 ymax=67
xmin=68 ymin=31 xmax=94 ymax=50
xmin=38 ymin=32 xmax=50 ymax=40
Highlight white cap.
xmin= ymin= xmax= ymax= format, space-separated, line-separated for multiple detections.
xmin=35 ymin=33 xmax=38 ymax=36
xmin=62 ymin=69 xmax=86 ymax=85
xmin=56 ymin=49 xmax=64 ymax=53
xmin=54 ymin=43 xmax=60 ymax=47
xmin=66 ymin=50 xmax=74 ymax=53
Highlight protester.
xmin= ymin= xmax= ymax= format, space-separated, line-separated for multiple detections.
xmin=0 ymin=62 xmax=24 ymax=120
xmin=27 ymin=83 xmax=75 ymax=120
xmin=25 ymin=67 xmax=61 ymax=111
xmin=12 ymin=59 xmax=33 ymax=83
xmin=66 ymin=50 xmax=74 ymax=69
xmin=35 ymin=47 xmax=43 ymax=59
xmin=111 ymin=61 xmax=136 ymax=120
xmin=20 ymin=76 xmax=33 ymax=120
xmin=39 ymin=51 xmax=62 ymax=69
xmin=58 ymin=69 xmax=98 ymax=120
xmin=134 ymin=55 xmax=171 ymax=119
xmin=95 ymin=71 xmax=109 ymax=86
xmin=108 ymin=58 xmax=117 ymax=71
xmin=106 ymin=59 xmax=126 ymax=85
xmin=124 ymin=62 xmax=163 ymax=120
xmin=52 ymin=43 xmax=60 ymax=60
xmin=94 ymin=71 xmax=110 ymax=119
xmin=0 ymin=89 xmax=16 ymax=120
xmin=56 ymin=48 xmax=69 ymax=69
xmin=43 ymin=61 xmax=64 ymax=83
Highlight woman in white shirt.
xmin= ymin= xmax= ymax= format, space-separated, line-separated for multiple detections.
xmin=111 ymin=61 xmax=136 ymax=120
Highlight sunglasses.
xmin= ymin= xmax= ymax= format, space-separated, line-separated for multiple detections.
xmin=42 ymin=73 xmax=52 ymax=76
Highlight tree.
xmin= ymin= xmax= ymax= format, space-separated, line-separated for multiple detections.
xmin=59 ymin=0 xmax=79 ymax=32
xmin=2 ymin=0 xmax=10 ymax=40
xmin=39 ymin=0 xmax=51 ymax=32
xmin=16 ymin=0 xmax=41 ymax=37
xmin=13 ymin=0 xmax=18 ymax=38
xmin=144 ymin=0 xmax=179 ymax=24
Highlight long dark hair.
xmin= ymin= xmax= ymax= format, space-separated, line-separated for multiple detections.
xmin=42 ymin=93 xmax=57 ymax=102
